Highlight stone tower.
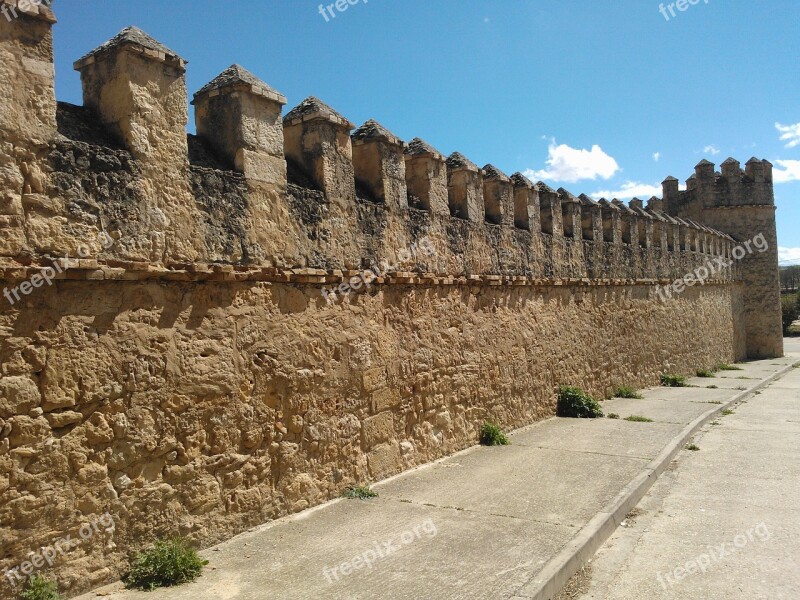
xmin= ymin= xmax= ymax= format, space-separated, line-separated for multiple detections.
xmin=663 ymin=158 xmax=783 ymax=359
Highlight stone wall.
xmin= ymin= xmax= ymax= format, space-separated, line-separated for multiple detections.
xmin=0 ymin=7 xmax=778 ymax=597
xmin=0 ymin=275 xmax=742 ymax=597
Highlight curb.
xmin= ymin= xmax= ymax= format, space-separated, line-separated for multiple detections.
xmin=513 ymin=361 xmax=798 ymax=600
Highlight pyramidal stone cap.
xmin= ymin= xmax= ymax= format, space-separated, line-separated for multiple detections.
xmin=193 ymin=64 xmax=286 ymax=105
xmin=404 ymin=138 xmax=445 ymax=161
xmin=646 ymin=208 xmax=667 ymax=222
xmin=283 ymin=96 xmax=354 ymax=128
xmin=598 ymin=198 xmax=618 ymax=210
xmin=351 ymin=119 xmax=403 ymax=147
xmin=510 ymin=172 xmax=534 ymax=188
xmin=482 ymin=164 xmax=510 ymax=182
xmin=74 ymin=26 xmax=186 ymax=71
xmin=534 ymin=181 xmax=555 ymax=194
xmin=446 ymin=152 xmax=479 ymax=172
xmin=611 ymin=199 xmax=635 ymax=213
xmin=578 ymin=193 xmax=599 ymax=206
xmin=660 ymin=212 xmax=679 ymax=224
xmin=556 ymin=187 xmax=579 ymax=203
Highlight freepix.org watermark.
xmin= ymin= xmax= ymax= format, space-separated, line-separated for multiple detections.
xmin=3 ymin=232 xmax=115 ymax=306
xmin=656 ymin=522 xmax=771 ymax=589
xmin=1 ymin=0 xmax=52 ymax=21
xmin=318 ymin=0 xmax=369 ymax=23
xmin=322 ymin=519 xmax=437 ymax=583
xmin=321 ymin=237 xmax=435 ymax=305
xmin=658 ymin=0 xmax=709 ymax=22
xmin=3 ymin=513 xmax=115 ymax=588
xmin=655 ymin=232 xmax=768 ymax=303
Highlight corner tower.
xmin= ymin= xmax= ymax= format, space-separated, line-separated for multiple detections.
xmin=662 ymin=158 xmax=783 ymax=359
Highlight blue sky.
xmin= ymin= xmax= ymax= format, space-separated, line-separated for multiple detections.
xmin=51 ymin=0 xmax=799 ymax=263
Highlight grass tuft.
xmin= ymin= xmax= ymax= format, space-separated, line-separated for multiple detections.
xmin=685 ymin=443 xmax=700 ymax=451
xmin=613 ymin=386 xmax=643 ymax=399
xmin=661 ymin=373 xmax=687 ymax=387
xmin=696 ymin=369 xmax=715 ymax=378
xmin=21 ymin=575 xmax=62 ymax=600
xmin=479 ymin=422 xmax=510 ymax=446
xmin=721 ymin=409 xmax=735 ymax=416
xmin=716 ymin=364 xmax=743 ymax=371
xmin=124 ymin=538 xmax=208 ymax=591
xmin=342 ymin=485 xmax=379 ymax=500
xmin=624 ymin=415 xmax=654 ymax=423
xmin=557 ymin=386 xmax=604 ymax=418
xmin=607 ymin=413 xmax=620 ymax=420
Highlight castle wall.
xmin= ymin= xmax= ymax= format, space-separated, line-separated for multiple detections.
xmin=0 ymin=274 xmax=741 ymax=597
xmin=0 ymin=11 xmax=776 ymax=597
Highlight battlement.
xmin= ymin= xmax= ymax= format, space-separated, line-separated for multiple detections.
xmin=0 ymin=19 xmax=744 ymax=283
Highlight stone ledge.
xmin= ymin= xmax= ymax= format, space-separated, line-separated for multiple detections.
xmin=0 ymin=261 xmax=738 ymax=288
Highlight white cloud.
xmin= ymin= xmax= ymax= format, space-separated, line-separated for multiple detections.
xmin=524 ymin=140 xmax=619 ymax=183
xmin=779 ymin=247 xmax=800 ymax=266
xmin=703 ymin=145 xmax=720 ymax=156
xmin=653 ymin=152 xmax=661 ymax=162
xmin=772 ymin=159 xmax=800 ymax=184
xmin=776 ymin=122 xmax=800 ymax=149
xmin=591 ymin=181 xmax=663 ymax=200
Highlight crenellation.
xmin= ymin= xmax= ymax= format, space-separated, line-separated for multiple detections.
xmin=578 ymin=194 xmax=603 ymax=278
xmin=510 ymin=172 xmax=537 ymax=231
xmin=283 ymin=96 xmax=355 ymax=201
xmin=557 ymin=188 xmax=581 ymax=239
xmin=598 ymin=198 xmax=621 ymax=245
xmin=720 ymin=157 xmax=741 ymax=182
xmin=537 ymin=182 xmax=561 ymax=236
xmin=629 ymin=201 xmax=650 ymax=247
xmin=351 ymin=119 xmax=408 ymax=211
xmin=404 ymin=138 xmax=449 ymax=215
xmin=193 ymin=65 xmax=287 ymax=185
xmin=482 ymin=164 xmax=513 ymax=227
xmin=73 ymin=27 xmax=206 ymax=263
xmin=445 ymin=152 xmax=482 ymax=222
xmin=646 ymin=195 xmax=663 ymax=213
xmin=612 ymin=199 xmax=635 ymax=244
xmin=695 ymin=158 xmax=715 ymax=183
xmin=578 ymin=194 xmax=602 ymax=242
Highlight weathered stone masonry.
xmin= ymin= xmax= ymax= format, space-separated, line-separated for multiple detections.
xmin=0 ymin=6 xmax=783 ymax=596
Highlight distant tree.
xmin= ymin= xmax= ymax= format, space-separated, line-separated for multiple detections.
xmin=780 ymin=266 xmax=800 ymax=291
xmin=782 ymin=295 xmax=799 ymax=336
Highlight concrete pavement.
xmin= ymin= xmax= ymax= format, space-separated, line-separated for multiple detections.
xmin=75 ymin=345 xmax=800 ymax=600
xmin=575 ymin=338 xmax=800 ymax=600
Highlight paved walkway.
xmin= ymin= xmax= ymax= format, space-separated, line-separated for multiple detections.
xmin=76 ymin=345 xmax=799 ymax=600
xmin=577 ymin=338 xmax=800 ymax=600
